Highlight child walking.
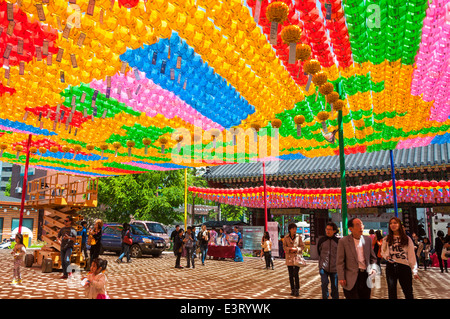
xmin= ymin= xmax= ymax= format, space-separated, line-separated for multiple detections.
xmin=11 ymin=234 xmax=26 ymax=285
xmin=84 ymin=258 xmax=109 ymax=299
xmin=261 ymin=232 xmax=274 ymax=270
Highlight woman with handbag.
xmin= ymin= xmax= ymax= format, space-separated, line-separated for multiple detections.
xmin=116 ymin=223 xmax=132 ymax=264
xmin=89 ymin=219 xmax=103 ymax=261
xmin=283 ymin=223 xmax=305 ymax=297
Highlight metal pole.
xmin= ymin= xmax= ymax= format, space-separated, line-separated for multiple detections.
xmin=390 ymin=150 xmax=399 ymax=217
xmin=184 ymin=168 xmax=188 ymax=230
xmin=337 ymin=111 xmax=348 ymax=236
xmin=19 ymin=134 xmax=32 ymax=234
xmin=263 ymin=161 xmax=268 ymax=232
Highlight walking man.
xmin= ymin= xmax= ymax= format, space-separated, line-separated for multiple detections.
xmin=337 ymin=218 xmax=377 ymax=299
xmin=57 ymin=216 xmax=77 ymax=279
xmin=317 ymin=222 xmax=340 ymax=299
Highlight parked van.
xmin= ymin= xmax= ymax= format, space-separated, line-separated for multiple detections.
xmin=131 ymin=220 xmax=171 ymax=249
xmin=101 ymin=223 xmax=166 ymax=258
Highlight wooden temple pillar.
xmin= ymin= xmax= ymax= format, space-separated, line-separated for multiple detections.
xmin=401 ymin=206 xmax=419 ymax=237
xmin=309 ymin=209 xmax=329 ymax=260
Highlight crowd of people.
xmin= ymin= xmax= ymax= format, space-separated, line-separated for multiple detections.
xmin=312 ymin=217 xmax=450 ymax=299
xmin=8 ymin=215 xmax=450 ymax=300
xmin=170 ymin=224 xmax=245 ymax=269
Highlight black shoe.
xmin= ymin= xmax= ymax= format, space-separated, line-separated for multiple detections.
xmin=294 ymin=289 xmax=299 ymax=297
xmin=290 ymin=289 xmax=295 ymax=296
xmin=115 ymin=259 xmax=122 ymax=264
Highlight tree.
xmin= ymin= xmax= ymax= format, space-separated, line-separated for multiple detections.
xmin=220 ymin=204 xmax=247 ymax=221
xmin=95 ymin=169 xmax=211 ymax=225
xmin=4 ymin=177 xmax=11 ymax=196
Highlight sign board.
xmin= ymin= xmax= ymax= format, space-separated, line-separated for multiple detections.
xmin=433 ymin=207 xmax=450 ymax=215
xmin=267 ymin=222 xmax=279 ymax=257
xmin=271 ymin=208 xmax=305 ymax=215
xmin=242 ymin=226 xmax=264 ymax=251
xmin=348 ymin=207 xmax=381 ymax=215
xmin=309 ymin=213 xmax=316 ymax=245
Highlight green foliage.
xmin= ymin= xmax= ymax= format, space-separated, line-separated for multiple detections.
xmin=96 ymin=169 xmax=210 ymax=225
xmin=219 ymin=204 xmax=247 ymax=221
xmin=4 ymin=177 xmax=11 ymax=196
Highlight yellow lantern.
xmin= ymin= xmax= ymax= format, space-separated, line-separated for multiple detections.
xmin=280 ymin=25 xmax=302 ymax=64
xmin=266 ymin=1 xmax=289 ymax=45
xmin=112 ymin=142 xmax=122 ymax=157
xmin=126 ymin=140 xmax=135 ymax=157
xmin=15 ymin=145 xmax=23 ymax=159
xmin=0 ymin=143 xmax=7 ymax=157
xmin=294 ymin=115 xmax=305 ymax=137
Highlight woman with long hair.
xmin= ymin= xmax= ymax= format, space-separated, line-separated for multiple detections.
xmin=381 ymin=217 xmax=419 ymax=299
xmin=283 ymin=223 xmax=304 ymax=297
xmin=89 ymin=219 xmax=103 ymax=261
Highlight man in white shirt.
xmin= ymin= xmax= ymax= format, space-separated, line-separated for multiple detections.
xmin=337 ymin=218 xmax=377 ymax=299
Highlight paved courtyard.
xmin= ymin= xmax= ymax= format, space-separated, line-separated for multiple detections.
xmin=0 ymin=249 xmax=449 ymax=299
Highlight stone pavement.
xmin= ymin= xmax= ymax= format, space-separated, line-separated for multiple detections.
xmin=0 ymin=249 xmax=449 ymax=299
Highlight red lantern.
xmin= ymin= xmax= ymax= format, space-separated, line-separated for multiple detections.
xmin=118 ymin=0 xmax=139 ymax=8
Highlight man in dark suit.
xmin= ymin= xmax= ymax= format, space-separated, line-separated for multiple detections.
xmin=337 ymin=218 xmax=377 ymax=299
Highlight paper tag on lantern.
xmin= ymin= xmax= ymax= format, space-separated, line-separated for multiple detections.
xmin=106 ymin=76 xmax=111 ymax=88
xmin=325 ymin=3 xmax=332 ymax=20
xmin=77 ymin=33 xmax=86 ymax=47
xmin=269 ymin=22 xmax=278 ymax=45
xmin=99 ymin=9 xmax=104 ymax=24
xmin=106 ymin=87 xmax=111 ymax=98
xmin=17 ymin=0 xmax=22 ymax=7
xmin=92 ymin=90 xmax=99 ymax=101
xmin=102 ymin=109 xmax=108 ymax=119
xmin=183 ymin=79 xmax=187 ymax=90
xmin=56 ymin=16 xmax=62 ymax=31
xmin=71 ymin=95 xmax=76 ymax=107
xmin=42 ymin=0 xmax=49 ymax=3
xmin=35 ymin=4 xmax=46 ymax=21
xmin=69 ymin=0 xmax=76 ymax=3
xmin=43 ymin=40 xmax=49 ymax=55
xmin=152 ymin=51 xmax=157 ymax=64
xmin=170 ymin=68 xmax=175 ymax=80
xmin=127 ymin=88 xmax=132 ymax=100
xmin=251 ymin=0 xmax=261 ymax=22
xmin=121 ymin=61 xmax=127 ymax=74
xmin=161 ymin=60 xmax=167 ymax=74
xmin=135 ymin=84 xmax=141 ymax=95
xmin=92 ymin=104 xmax=97 ymax=117
xmin=81 ymin=92 xmax=86 ymax=103
xmin=19 ymin=62 xmax=24 ymax=75
xmin=176 ymin=56 xmax=182 ymax=69
xmin=117 ymin=85 xmax=122 ymax=95
xmin=7 ymin=3 xmax=14 ymax=21
xmin=56 ymin=48 xmax=64 ymax=62
xmin=3 ymin=44 xmax=12 ymax=59
xmin=87 ymin=0 xmax=95 ymax=15
xmin=305 ymin=74 xmax=312 ymax=91
xmin=17 ymin=39 xmax=24 ymax=55
xmin=288 ymin=42 xmax=296 ymax=64
xmin=83 ymin=107 xmax=88 ymax=117
xmin=71 ymin=54 xmax=78 ymax=68
xmin=297 ymin=125 xmax=302 ymax=137
xmin=4 ymin=68 xmax=10 ymax=80
xmin=177 ymin=73 xmax=181 ymax=84
xmin=47 ymin=54 xmax=52 ymax=66
xmin=62 ymin=24 xmax=72 ymax=39
xmin=134 ymin=68 xmax=141 ymax=80
xmin=168 ymin=46 xmax=171 ymax=59
xmin=6 ymin=21 xmax=15 ymax=36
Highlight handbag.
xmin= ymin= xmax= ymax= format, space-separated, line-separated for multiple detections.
xmin=88 ymin=234 xmax=96 ymax=246
xmin=293 ymin=235 xmax=306 ymax=267
xmin=123 ymin=230 xmax=132 ymax=245
xmin=442 ymin=247 xmax=449 ymax=261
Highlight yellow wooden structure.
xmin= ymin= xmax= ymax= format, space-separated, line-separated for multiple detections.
xmin=24 ymin=173 xmax=98 ymax=273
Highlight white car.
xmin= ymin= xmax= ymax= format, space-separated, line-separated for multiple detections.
xmin=131 ymin=220 xmax=171 ymax=249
